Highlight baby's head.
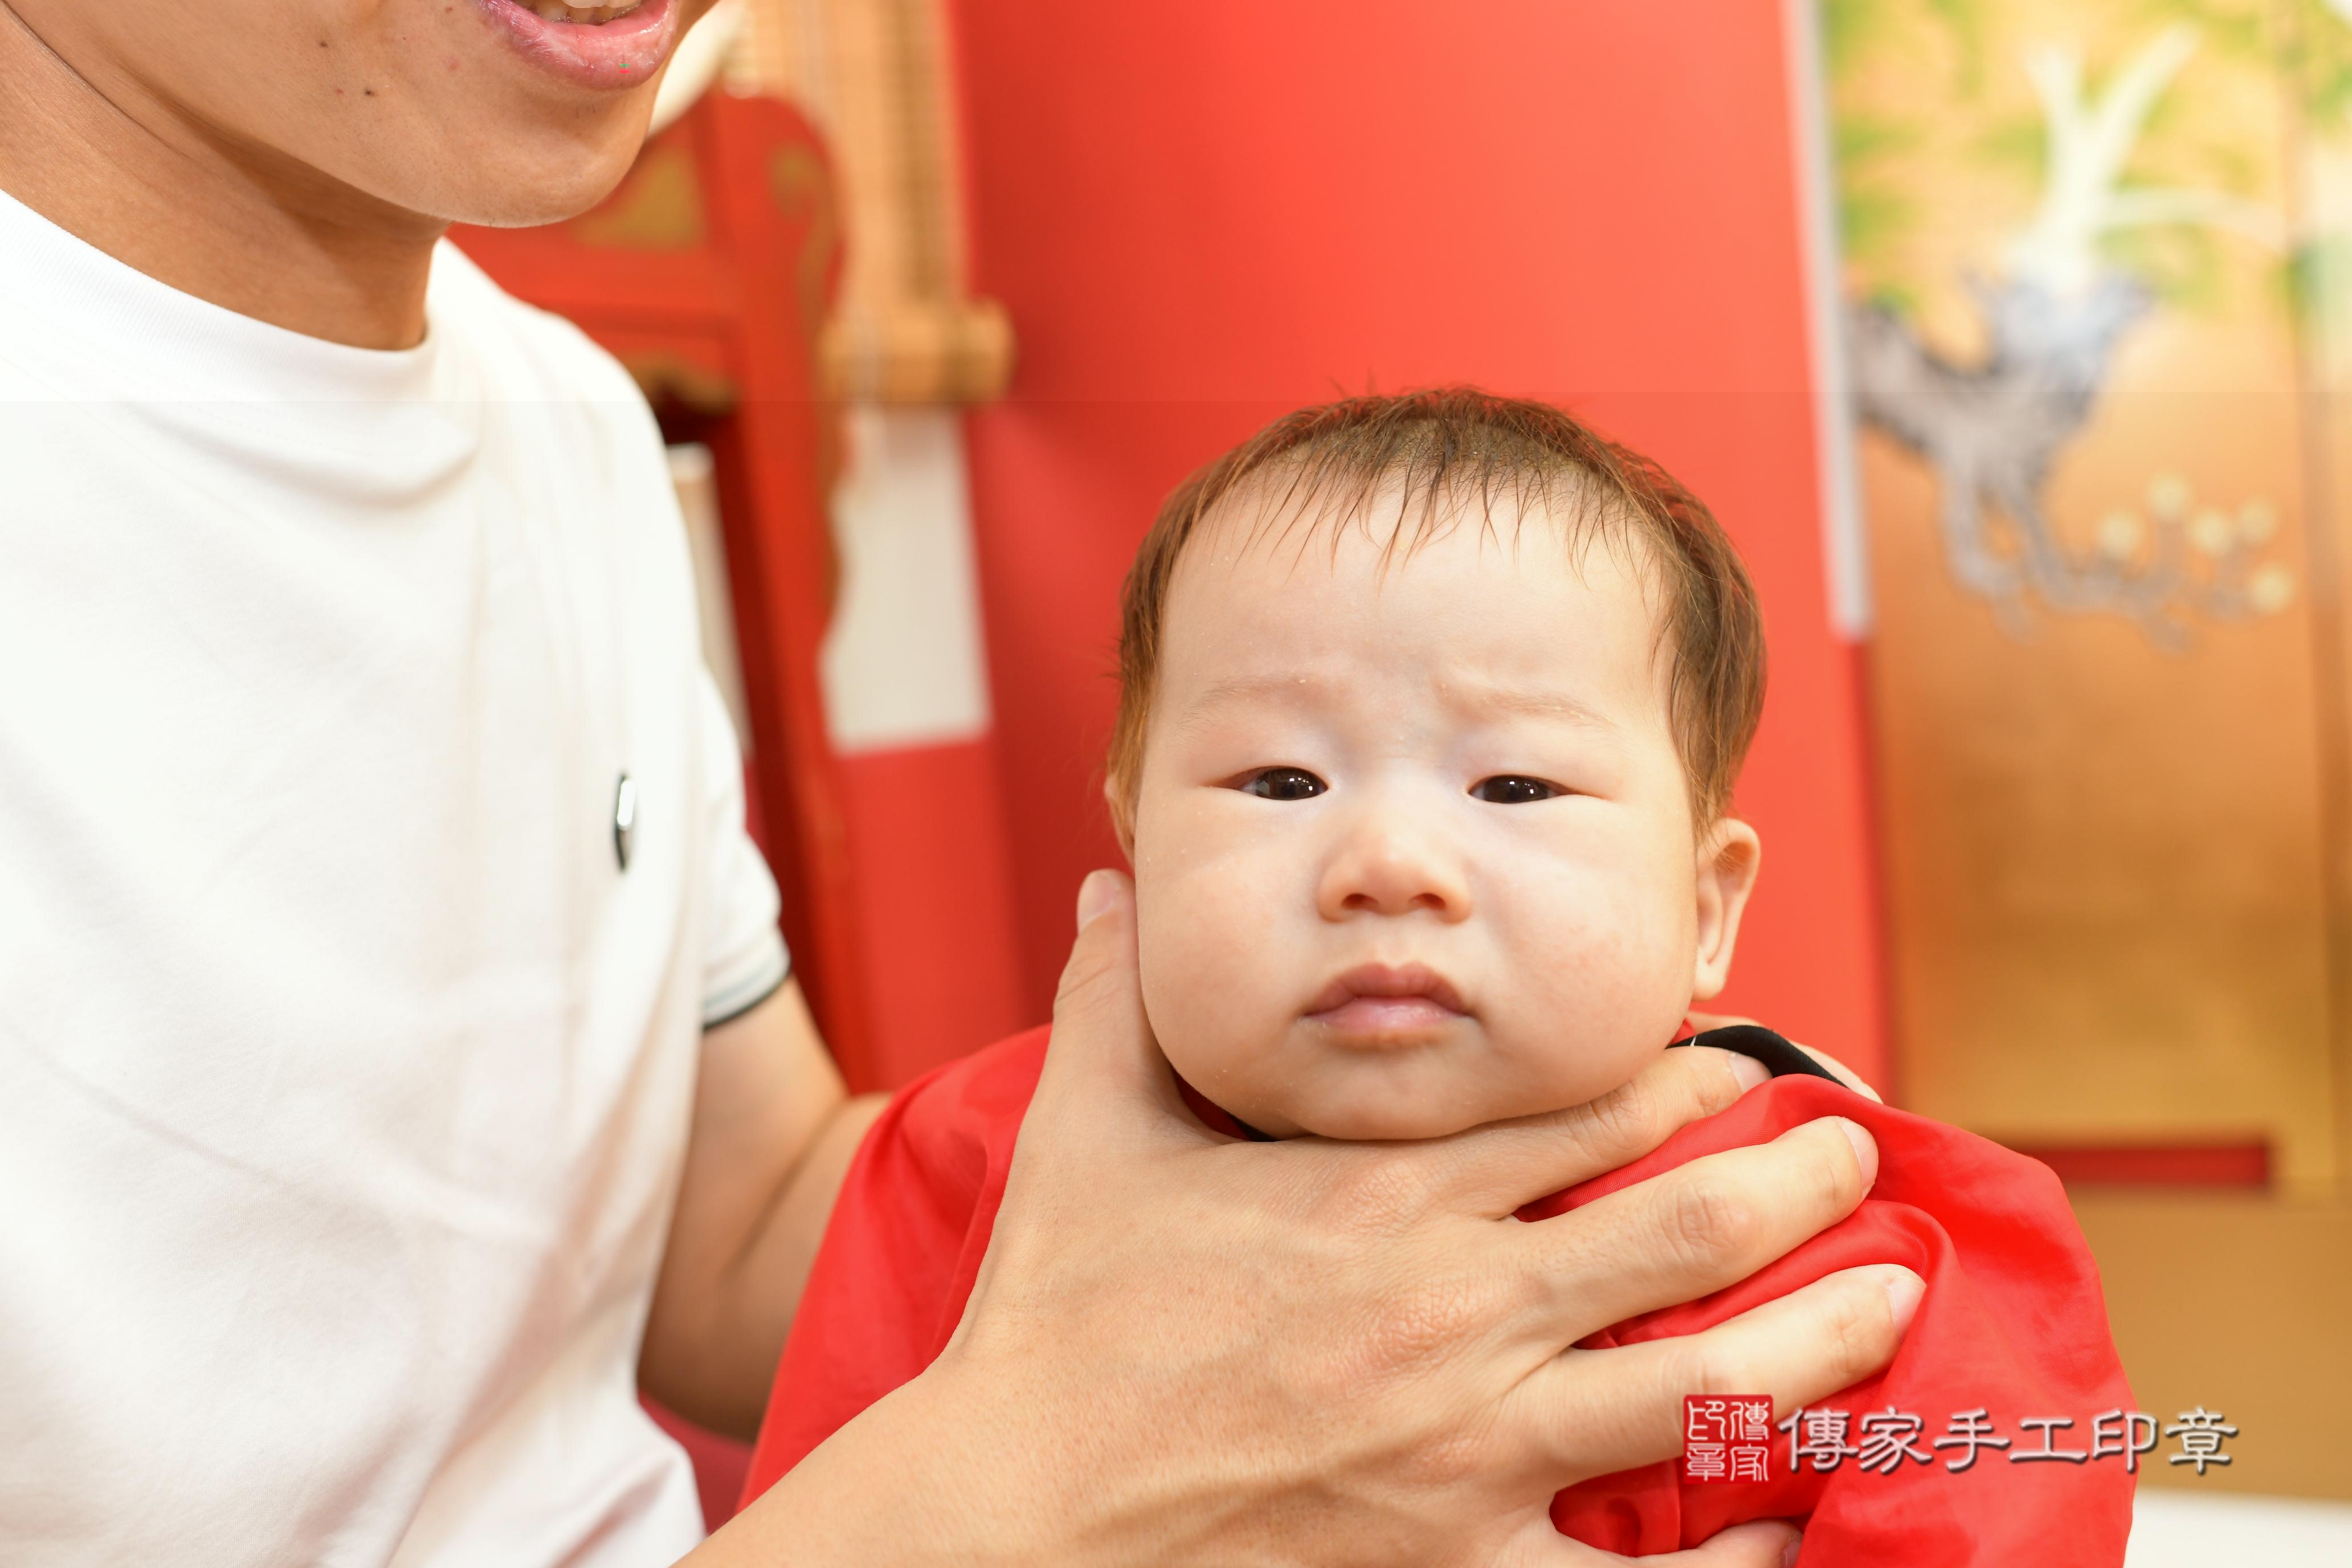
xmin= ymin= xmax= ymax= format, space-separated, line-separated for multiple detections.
xmin=1108 ymin=389 xmax=1766 ymax=1140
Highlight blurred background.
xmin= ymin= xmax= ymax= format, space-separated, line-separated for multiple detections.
xmin=451 ymin=0 xmax=2351 ymax=1554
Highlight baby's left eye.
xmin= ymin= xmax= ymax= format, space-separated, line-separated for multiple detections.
xmin=1469 ymin=775 xmax=1562 ymax=804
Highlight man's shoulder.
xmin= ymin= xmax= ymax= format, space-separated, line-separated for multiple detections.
xmin=0 ymin=350 xmax=62 ymax=409
xmin=426 ymin=242 xmax=694 ymax=598
xmin=427 ymin=241 xmax=646 ymax=409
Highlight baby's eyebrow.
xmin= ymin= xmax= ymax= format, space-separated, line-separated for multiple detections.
xmin=1176 ymin=673 xmax=1619 ymax=732
xmin=1178 ymin=673 xmax=1332 ymax=724
xmin=1436 ymin=680 xmax=1621 ymax=730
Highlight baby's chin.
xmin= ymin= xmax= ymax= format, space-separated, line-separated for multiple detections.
xmin=1284 ymin=1102 xmax=1498 ymax=1141
xmin=1173 ymin=1028 xmax=1670 ymax=1142
xmin=1179 ymin=1065 xmax=1503 ymax=1141
xmin=1208 ymin=1061 xmax=1570 ymax=1142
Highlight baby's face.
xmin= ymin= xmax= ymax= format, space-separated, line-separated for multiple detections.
xmin=1126 ymin=494 xmax=1758 ymax=1140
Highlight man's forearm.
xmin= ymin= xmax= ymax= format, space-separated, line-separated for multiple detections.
xmin=643 ymin=1087 xmax=885 ymax=1438
xmin=677 ymin=1369 xmax=1035 ymax=1568
xmin=640 ymin=981 xmax=887 ymax=1440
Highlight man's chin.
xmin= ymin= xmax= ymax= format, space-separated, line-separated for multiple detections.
xmin=418 ymin=112 xmax=660 ymax=230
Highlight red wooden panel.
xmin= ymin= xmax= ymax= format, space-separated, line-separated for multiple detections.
xmin=2016 ymin=1143 xmax=2271 ymax=1190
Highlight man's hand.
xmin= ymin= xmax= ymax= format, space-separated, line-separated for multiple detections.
xmin=698 ymin=873 xmax=1917 ymax=1565
xmin=640 ymin=981 xmax=886 ymax=1440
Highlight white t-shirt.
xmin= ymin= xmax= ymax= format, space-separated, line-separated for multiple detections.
xmin=0 ymin=189 xmax=790 ymax=1566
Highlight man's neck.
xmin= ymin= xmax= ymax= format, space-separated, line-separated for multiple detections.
xmin=0 ymin=4 xmax=444 ymax=350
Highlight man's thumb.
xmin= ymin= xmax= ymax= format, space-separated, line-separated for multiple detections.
xmin=1034 ymin=869 xmax=1185 ymax=1124
xmin=1074 ymin=866 xmax=1126 ymax=934
xmin=1053 ymin=869 xmax=1136 ymax=1015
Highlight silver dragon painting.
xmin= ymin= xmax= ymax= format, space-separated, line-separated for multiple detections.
xmin=1835 ymin=15 xmax=2301 ymax=646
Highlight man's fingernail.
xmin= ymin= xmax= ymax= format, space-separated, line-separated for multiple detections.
xmin=1782 ymin=1530 xmax=1804 ymax=1567
xmin=1728 ymin=1054 xmax=1771 ymax=1093
xmin=1884 ymin=1268 xmax=1925 ymax=1332
xmin=1835 ymin=1117 xmax=1878 ymax=1185
xmin=1075 ymin=869 xmax=1119 ymax=931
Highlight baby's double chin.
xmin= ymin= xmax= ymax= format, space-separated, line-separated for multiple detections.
xmin=1238 ymin=1015 xmax=1657 ymax=1141
xmin=1287 ymin=1100 xmax=1493 ymax=1142
xmin=1237 ymin=1026 xmax=1499 ymax=1141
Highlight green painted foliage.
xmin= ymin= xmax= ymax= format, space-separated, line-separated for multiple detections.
xmin=1826 ymin=0 xmax=2302 ymax=315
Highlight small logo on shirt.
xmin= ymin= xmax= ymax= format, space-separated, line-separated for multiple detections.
xmin=613 ymin=773 xmax=637 ymax=871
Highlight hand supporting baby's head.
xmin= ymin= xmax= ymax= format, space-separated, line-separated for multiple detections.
xmin=1105 ymin=390 xmax=1768 ymax=1140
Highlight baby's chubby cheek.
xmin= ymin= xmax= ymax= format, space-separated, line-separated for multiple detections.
xmin=1133 ymin=844 xmax=1700 ymax=1139
xmin=1132 ymin=846 xmax=1302 ymax=1106
xmin=1487 ymin=906 xmax=1694 ymax=1109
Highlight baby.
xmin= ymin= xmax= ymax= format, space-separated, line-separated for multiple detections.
xmin=742 ymin=391 xmax=2134 ymax=1562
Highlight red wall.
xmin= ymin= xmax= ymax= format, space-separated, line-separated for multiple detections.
xmin=948 ymin=0 xmax=1889 ymax=1083
xmin=838 ymin=737 xmax=1027 ymax=1088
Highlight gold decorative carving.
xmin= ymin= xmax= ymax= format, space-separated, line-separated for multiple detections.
xmin=730 ymin=0 xmax=1014 ymax=403
xmin=818 ymin=295 xmax=1012 ymax=406
xmin=770 ymin=143 xmax=842 ymax=344
xmin=568 ymin=142 xmax=708 ymax=251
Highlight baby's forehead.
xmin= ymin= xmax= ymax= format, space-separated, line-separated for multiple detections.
xmin=1107 ymin=402 xmax=1758 ymax=836
xmin=1177 ymin=468 xmax=1675 ymax=618
xmin=1154 ymin=483 xmax=1681 ymax=724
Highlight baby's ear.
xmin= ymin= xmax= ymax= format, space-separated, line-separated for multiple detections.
xmin=1690 ymin=816 xmax=1762 ymax=1001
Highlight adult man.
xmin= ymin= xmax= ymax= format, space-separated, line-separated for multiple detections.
xmin=0 ymin=2 xmax=1916 ymax=1563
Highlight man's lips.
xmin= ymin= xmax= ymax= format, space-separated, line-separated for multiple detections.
xmin=1303 ymin=963 xmax=1471 ymax=1043
xmin=471 ymin=0 xmax=681 ymax=91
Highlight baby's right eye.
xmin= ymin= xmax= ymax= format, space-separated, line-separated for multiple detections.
xmin=1238 ymin=767 xmax=1329 ymax=801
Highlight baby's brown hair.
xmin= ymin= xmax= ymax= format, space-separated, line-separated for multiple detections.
xmin=1107 ymin=387 xmax=1766 ymax=842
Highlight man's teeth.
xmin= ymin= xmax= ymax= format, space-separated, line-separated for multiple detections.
xmin=528 ymin=0 xmax=643 ymax=22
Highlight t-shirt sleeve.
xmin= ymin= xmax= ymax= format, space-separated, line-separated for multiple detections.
xmin=692 ymin=669 xmax=790 ymax=1028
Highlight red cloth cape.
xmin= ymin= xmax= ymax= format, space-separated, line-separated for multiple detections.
xmin=741 ymin=1026 xmax=2134 ymax=1563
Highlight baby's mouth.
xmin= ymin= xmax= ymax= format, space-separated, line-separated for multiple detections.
xmin=1303 ymin=963 xmax=1469 ymax=1046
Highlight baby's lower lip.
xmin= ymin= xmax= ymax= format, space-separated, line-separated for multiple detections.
xmin=1306 ymin=995 xmax=1465 ymax=1042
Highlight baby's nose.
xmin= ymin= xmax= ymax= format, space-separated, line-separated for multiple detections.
xmin=1317 ymin=822 xmax=1472 ymax=922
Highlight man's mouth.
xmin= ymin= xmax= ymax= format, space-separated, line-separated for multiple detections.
xmin=1303 ymin=963 xmax=1471 ymax=1046
xmin=473 ymin=0 xmax=680 ymax=89
xmin=520 ymin=1 xmax=646 ymax=21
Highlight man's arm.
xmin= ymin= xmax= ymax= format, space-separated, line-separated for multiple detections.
xmin=639 ymin=979 xmax=887 ymax=1442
